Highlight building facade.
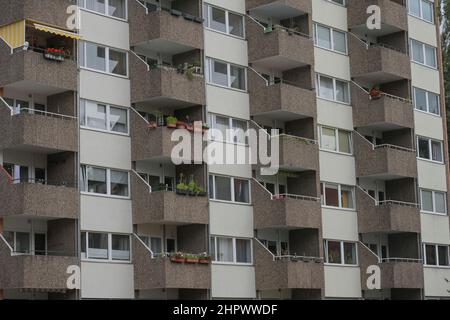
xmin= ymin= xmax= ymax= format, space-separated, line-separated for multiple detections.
xmin=0 ymin=0 xmax=449 ymax=300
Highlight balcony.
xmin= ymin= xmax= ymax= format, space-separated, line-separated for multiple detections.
xmin=356 ymin=188 xmax=420 ymax=233
xmin=246 ymin=0 xmax=312 ymax=15
xmin=131 ymin=173 xmax=208 ymax=225
xmin=349 ymin=37 xmax=411 ymax=84
xmin=0 ymin=238 xmax=78 ymax=291
xmin=359 ymin=244 xmax=424 ymax=290
xmin=249 ymin=72 xmax=316 ymax=119
xmin=129 ymin=1 xmax=203 ymax=50
xmin=254 ymin=241 xmax=323 ymax=291
xmin=347 ymin=0 xmax=408 ymax=34
xmin=133 ymin=238 xmax=210 ymax=291
xmin=354 ymin=135 xmax=417 ymax=179
xmin=0 ymin=106 xmax=77 ymax=154
xmin=130 ymin=56 xmax=205 ymax=107
xmin=252 ymin=180 xmax=321 ymax=229
xmin=278 ymin=135 xmax=319 ymax=171
xmin=352 ymin=85 xmax=414 ymax=130
xmin=247 ymin=21 xmax=314 ymax=71
xmin=0 ymin=0 xmax=74 ymax=28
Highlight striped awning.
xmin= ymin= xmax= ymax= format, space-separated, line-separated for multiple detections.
xmin=0 ymin=20 xmax=25 ymax=49
xmin=33 ymin=23 xmax=81 ymax=40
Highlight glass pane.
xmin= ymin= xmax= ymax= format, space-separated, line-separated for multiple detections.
xmin=16 ymin=232 xmax=30 ymax=254
xmin=81 ymin=232 xmax=86 ymax=259
xmin=414 ymin=88 xmax=427 ymax=111
xmin=87 ymin=167 xmax=107 ymax=194
xmin=88 ymin=233 xmax=108 ymax=259
xmin=215 ymin=176 xmax=232 ymax=201
xmin=86 ymin=102 xmax=107 ymax=130
xmin=425 ymin=244 xmax=437 ymax=265
xmin=110 ymin=107 xmax=128 ymax=133
xmin=80 ymin=100 xmax=86 ymax=126
xmin=333 ymin=30 xmax=346 ymax=53
xmin=438 ymin=246 xmax=449 ymax=266
xmin=418 ymin=138 xmax=430 ymax=159
xmin=408 ymin=0 xmax=420 ymax=16
xmin=425 ymin=45 xmax=436 ymax=68
xmin=35 ymin=168 xmax=46 ymax=183
xmin=166 ymin=239 xmax=176 ymax=253
xmin=112 ymin=235 xmax=130 ymax=260
xmin=411 ymin=40 xmax=424 ymax=64
xmin=110 ymin=170 xmax=129 ymax=197
xmin=421 ymin=190 xmax=433 ymax=211
xmin=318 ymin=76 xmax=334 ymax=100
xmin=338 ymin=131 xmax=351 ymax=153
xmin=335 ymin=80 xmax=349 ymax=103
xmin=211 ymin=60 xmax=228 ymax=87
xmin=316 ymin=25 xmax=331 ymax=49
xmin=422 ymin=1 xmax=433 ymax=22
xmin=327 ymin=241 xmax=341 ymax=264
xmin=228 ymin=12 xmax=244 ymax=37
xmin=217 ymin=237 xmax=233 ymax=262
xmin=108 ymin=0 xmax=126 ymax=19
xmin=150 ymin=237 xmax=162 ymax=254
xmin=428 ymin=92 xmax=440 ymax=115
xmin=214 ymin=116 xmax=229 ymax=141
xmin=209 ymin=175 xmax=214 ymax=198
xmin=210 ymin=237 xmax=216 ymax=261
xmin=343 ymin=242 xmax=356 ymax=265
xmin=232 ymin=119 xmax=247 ymax=144
xmin=434 ymin=192 xmax=446 ymax=214
xmin=85 ymin=42 xmax=106 ymax=71
xmin=236 ymin=239 xmax=251 ymax=263
xmin=234 ymin=179 xmax=250 ymax=203
xmin=431 ymin=141 xmax=443 ymax=162
xmin=325 ymin=184 xmax=339 ymax=207
xmin=86 ymin=0 xmax=106 ymax=13
xmin=210 ymin=7 xmax=226 ymax=32
xmin=230 ymin=65 xmax=245 ymax=90
xmin=322 ymin=127 xmax=337 ymax=151
xmin=267 ymin=241 xmax=277 ymax=255
xmin=341 ymin=186 xmax=354 ymax=209
xmin=109 ymin=49 xmax=127 ymax=76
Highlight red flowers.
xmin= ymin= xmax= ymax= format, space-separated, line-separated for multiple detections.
xmin=46 ymin=48 xmax=64 ymax=54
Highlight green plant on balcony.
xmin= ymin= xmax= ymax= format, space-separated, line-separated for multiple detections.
xmin=184 ymin=254 xmax=200 ymax=263
xmin=166 ymin=116 xmax=178 ymax=128
xmin=202 ymin=123 xmax=210 ymax=133
xmin=176 ymin=173 xmax=188 ymax=195
xmin=170 ymin=252 xmax=185 ymax=263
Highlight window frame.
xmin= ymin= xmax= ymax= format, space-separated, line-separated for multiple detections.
xmin=423 ymin=243 xmax=450 ymax=267
xmin=80 ymin=0 xmax=128 ymax=21
xmin=209 ymin=174 xmax=251 ymax=204
xmin=210 ymin=236 xmax=253 ymax=265
xmin=407 ymin=0 xmax=434 ymax=23
xmin=416 ymin=136 xmax=444 ymax=163
xmin=321 ymin=182 xmax=356 ymax=210
xmin=313 ymin=22 xmax=348 ymax=54
xmin=420 ymin=189 xmax=448 ymax=215
xmin=203 ymin=3 xmax=245 ymax=39
xmin=81 ymin=231 xmax=131 ymax=263
xmin=324 ymin=239 xmax=358 ymax=266
xmin=410 ymin=39 xmax=437 ymax=69
xmin=205 ymin=57 xmax=247 ymax=91
xmin=209 ymin=113 xmax=249 ymax=145
xmin=315 ymin=73 xmax=351 ymax=104
xmin=413 ymin=87 xmax=441 ymax=116
xmin=80 ymin=41 xmax=129 ymax=77
xmin=80 ymin=99 xmax=130 ymax=135
xmin=80 ymin=165 xmax=130 ymax=199
xmin=319 ymin=125 xmax=353 ymax=155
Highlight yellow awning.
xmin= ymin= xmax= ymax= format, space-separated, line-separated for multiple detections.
xmin=33 ymin=23 xmax=81 ymax=40
xmin=0 ymin=20 xmax=25 ymax=49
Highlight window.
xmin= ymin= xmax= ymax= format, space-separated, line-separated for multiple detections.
xmin=203 ymin=4 xmax=244 ymax=38
xmin=417 ymin=137 xmax=443 ymax=162
xmin=321 ymin=183 xmax=355 ymax=209
xmin=81 ymin=0 xmax=127 ymax=19
xmin=408 ymin=0 xmax=434 ymax=23
xmin=413 ymin=87 xmax=440 ymax=116
xmin=424 ymin=244 xmax=450 ymax=266
xmin=330 ymin=0 xmax=346 ymax=5
xmin=82 ymin=232 xmax=131 ymax=261
xmin=209 ymin=175 xmax=250 ymax=204
xmin=314 ymin=23 xmax=347 ymax=54
xmin=316 ymin=74 xmax=350 ymax=103
xmin=420 ymin=189 xmax=447 ymax=214
xmin=324 ymin=240 xmax=357 ymax=265
xmin=80 ymin=42 xmax=128 ymax=76
xmin=209 ymin=114 xmax=248 ymax=144
xmin=205 ymin=58 xmax=247 ymax=90
xmin=80 ymin=165 xmax=130 ymax=197
xmin=319 ymin=126 xmax=352 ymax=154
xmin=80 ymin=100 xmax=130 ymax=134
xmin=410 ymin=39 xmax=437 ymax=68
xmin=210 ymin=236 xmax=252 ymax=264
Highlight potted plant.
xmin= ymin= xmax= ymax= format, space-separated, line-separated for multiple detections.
xmin=166 ymin=116 xmax=177 ymax=128
xmin=369 ymin=85 xmax=382 ymax=99
xmin=176 ymin=121 xmax=187 ymax=129
xmin=176 ymin=182 xmax=188 ymax=195
xmin=147 ymin=121 xmax=157 ymax=129
xmin=184 ymin=254 xmax=200 ymax=264
xmin=188 ymin=179 xmax=197 ymax=196
xmin=157 ymin=183 xmax=167 ymax=191
xmin=170 ymin=252 xmax=185 ymax=263
xmin=198 ymin=254 xmax=211 ymax=264
xmin=202 ymin=123 xmax=210 ymax=133
xmin=44 ymin=48 xmax=65 ymax=62
xmin=186 ymin=67 xmax=194 ymax=81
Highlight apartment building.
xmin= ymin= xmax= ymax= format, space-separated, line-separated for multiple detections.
xmin=0 ymin=0 xmax=449 ymax=300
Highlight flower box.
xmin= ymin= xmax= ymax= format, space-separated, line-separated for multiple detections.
xmin=44 ymin=48 xmax=65 ymax=62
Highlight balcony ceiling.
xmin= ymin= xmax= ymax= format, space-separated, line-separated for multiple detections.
xmin=255 ymin=110 xmax=310 ymax=122
xmin=136 ymin=39 xmax=197 ymax=55
xmin=249 ymin=4 xmax=306 ymax=20
xmin=4 ymin=80 xmax=68 ymax=97
xmin=351 ymin=24 xmax=403 ymax=38
xmin=252 ymin=56 xmax=308 ymax=73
